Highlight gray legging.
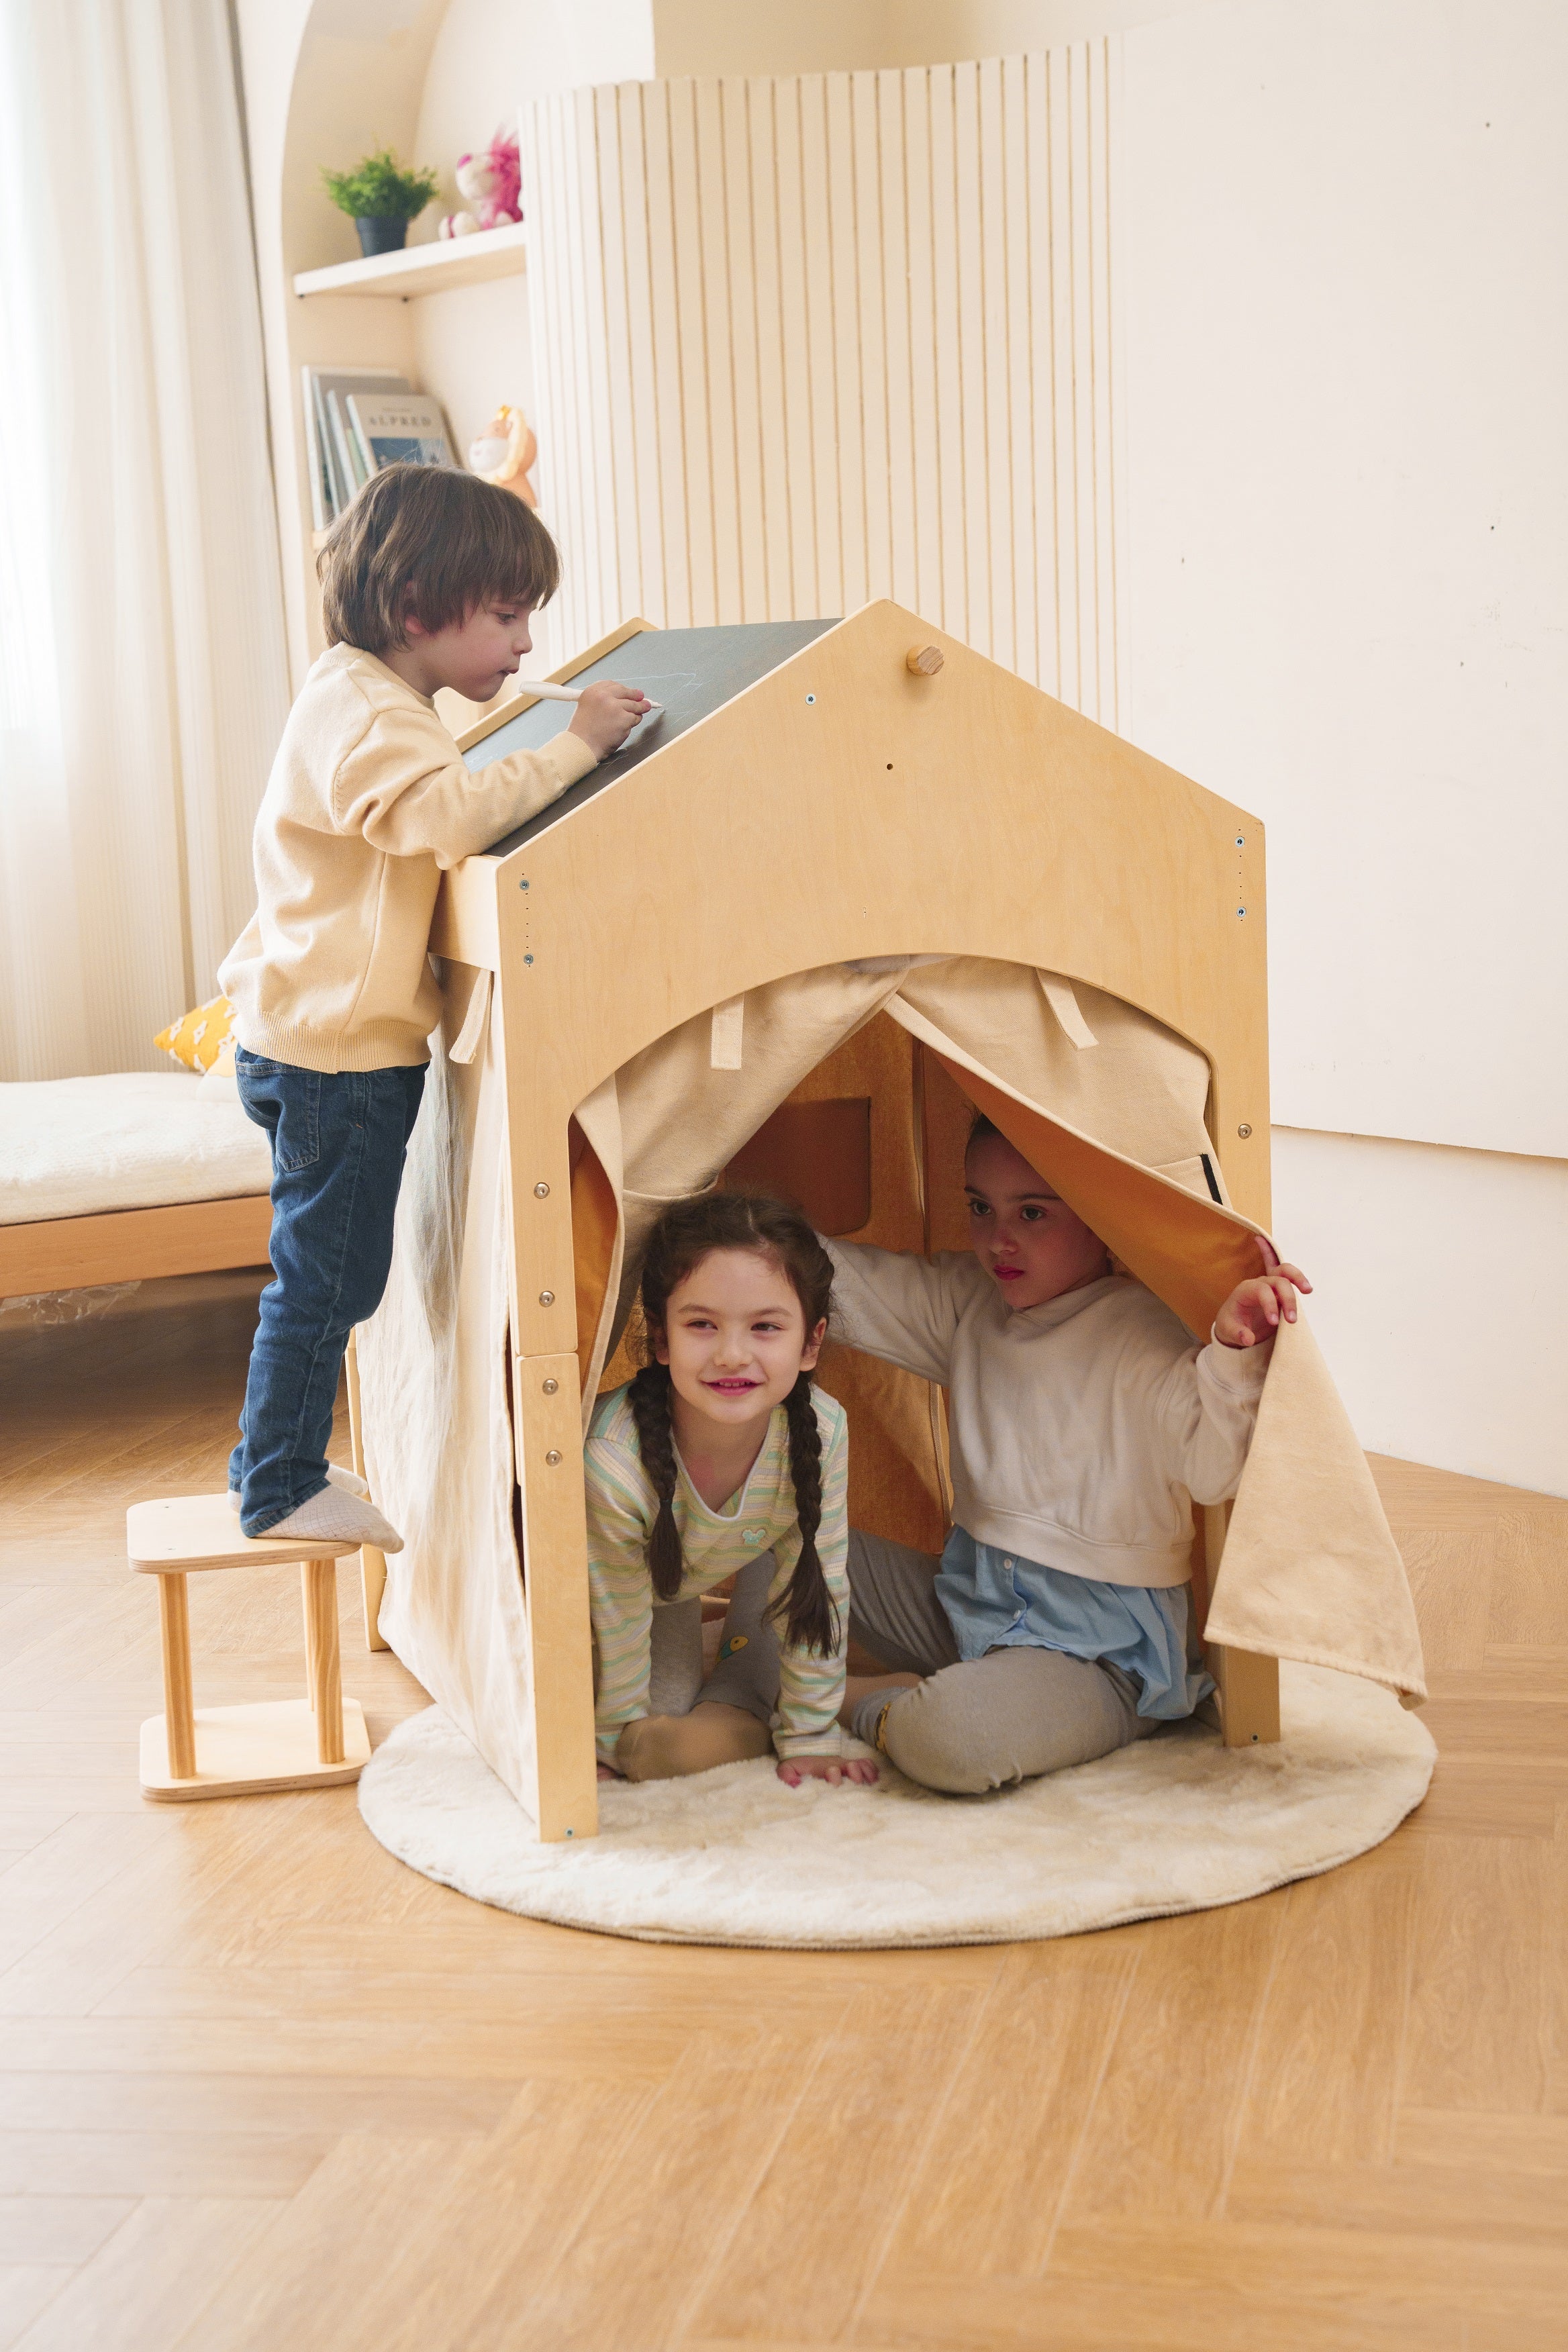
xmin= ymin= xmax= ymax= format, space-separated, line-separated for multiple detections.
xmin=847 ymin=1528 xmax=1157 ymax=1795
xmin=646 ymin=1549 xmax=784 ymax=1724
xmin=638 ymin=1531 xmax=1156 ymax=1795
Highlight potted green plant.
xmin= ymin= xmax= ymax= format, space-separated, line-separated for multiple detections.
xmin=320 ymin=149 xmax=441 ymax=258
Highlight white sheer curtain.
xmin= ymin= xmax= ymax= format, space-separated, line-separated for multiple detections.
xmin=0 ymin=0 xmax=289 ymax=1080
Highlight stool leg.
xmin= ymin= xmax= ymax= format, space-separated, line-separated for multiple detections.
xmin=158 ymin=1573 xmax=197 ymax=1781
xmin=303 ymin=1559 xmax=345 ymax=1766
xmin=345 ymin=1328 xmax=390 ymax=1653
xmin=301 ymin=1564 xmax=317 ymax=1710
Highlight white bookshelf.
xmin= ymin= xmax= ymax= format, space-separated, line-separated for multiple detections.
xmin=293 ymin=220 xmax=527 ymax=300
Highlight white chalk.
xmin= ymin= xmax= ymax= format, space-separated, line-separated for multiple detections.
xmin=522 ymin=679 xmax=661 ymax=713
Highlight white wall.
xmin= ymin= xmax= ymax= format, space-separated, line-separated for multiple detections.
xmin=1122 ymin=0 xmax=1567 ymax=1163
xmin=650 ymin=1 xmax=1220 ymax=75
xmin=418 ymin=0 xmax=652 ymax=163
xmin=1273 ymin=1128 xmax=1567 ymax=1498
xmin=1120 ymin=0 xmax=1567 ymax=1494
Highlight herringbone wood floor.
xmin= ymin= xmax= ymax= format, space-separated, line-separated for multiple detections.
xmin=1 ymin=1272 xmax=1564 ymax=2351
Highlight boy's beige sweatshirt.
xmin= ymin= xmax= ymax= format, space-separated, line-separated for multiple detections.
xmin=219 ymin=644 xmax=597 ymax=1073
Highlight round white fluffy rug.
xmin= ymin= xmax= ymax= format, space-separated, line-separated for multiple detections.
xmin=358 ymin=1664 xmax=1435 ymax=1949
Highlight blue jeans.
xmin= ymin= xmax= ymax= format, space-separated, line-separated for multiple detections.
xmin=231 ymin=1048 xmax=426 ymax=1536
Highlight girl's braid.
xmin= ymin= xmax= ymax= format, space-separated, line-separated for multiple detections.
xmin=769 ymin=1372 xmax=838 ymax=1657
xmin=626 ymin=1363 xmax=685 ymax=1601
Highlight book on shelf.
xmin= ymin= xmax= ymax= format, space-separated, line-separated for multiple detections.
xmin=303 ymin=365 xmax=450 ymax=525
xmin=347 ymin=392 xmax=457 ymax=474
xmin=326 ymin=391 xmax=371 ymax=498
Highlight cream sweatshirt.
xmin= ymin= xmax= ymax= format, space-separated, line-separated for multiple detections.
xmin=826 ymin=1244 xmax=1271 ymax=1589
xmin=219 ymin=644 xmax=597 ymax=1073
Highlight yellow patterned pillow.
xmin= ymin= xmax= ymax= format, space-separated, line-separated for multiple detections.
xmin=154 ymin=993 xmax=236 ymax=1075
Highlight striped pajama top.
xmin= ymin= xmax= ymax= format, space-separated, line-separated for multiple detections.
xmin=584 ymin=1382 xmax=850 ymax=1764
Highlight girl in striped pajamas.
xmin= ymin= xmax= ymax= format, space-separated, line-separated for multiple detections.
xmin=585 ymin=1193 xmax=876 ymax=1790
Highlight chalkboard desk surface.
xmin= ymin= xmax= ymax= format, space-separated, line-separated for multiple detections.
xmin=462 ymin=618 xmax=838 ymax=857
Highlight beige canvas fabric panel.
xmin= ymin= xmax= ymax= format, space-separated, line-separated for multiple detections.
xmin=895 ymin=958 xmax=1222 ymax=1195
xmin=1208 ymin=1313 xmax=1427 ymax=1698
xmin=357 ymin=971 xmax=543 ymax=1813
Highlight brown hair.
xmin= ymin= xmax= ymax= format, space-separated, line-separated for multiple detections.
xmin=626 ymin=1193 xmax=839 ymax=1658
xmin=317 ymin=463 xmax=560 ymax=653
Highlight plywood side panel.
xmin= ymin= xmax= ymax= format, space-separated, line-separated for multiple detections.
xmin=521 ymin=40 xmax=1125 ymax=720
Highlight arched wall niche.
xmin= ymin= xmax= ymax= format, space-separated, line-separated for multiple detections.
xmin=236 ymin=0 xmax=446 ymax=677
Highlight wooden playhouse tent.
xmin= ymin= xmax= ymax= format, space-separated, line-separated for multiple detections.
xmin=354 ymin=602 xmax=1426 ymax=1843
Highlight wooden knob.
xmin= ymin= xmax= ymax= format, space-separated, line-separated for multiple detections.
xmin=905 ymin=644 xmax=944 ymax=676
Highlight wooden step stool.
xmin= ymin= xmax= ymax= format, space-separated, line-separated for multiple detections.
xmin=128 ymin=1494 xmax=372 ymax=1802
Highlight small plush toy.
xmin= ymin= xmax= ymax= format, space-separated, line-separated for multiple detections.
xmin=467 ymin=405 xmax=538 ymax=507
xmin=438 ymin=128 xmax=522 ymax=240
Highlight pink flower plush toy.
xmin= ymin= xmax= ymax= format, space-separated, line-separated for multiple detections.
xmin=438 ymin=129 xmax=522 ymax=240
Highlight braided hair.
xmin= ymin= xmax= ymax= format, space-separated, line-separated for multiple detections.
xmin=626 ymin=1192 xmax=838 ymax=1657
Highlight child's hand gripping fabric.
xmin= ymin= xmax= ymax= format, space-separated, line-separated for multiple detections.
xmin=1212 ymin=1241 xmax=1313 ymax=1349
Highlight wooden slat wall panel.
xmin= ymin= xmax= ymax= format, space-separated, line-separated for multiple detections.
xmin=523 ymin=43 xmax=1126 ymax=723
xmin=903 ymin=68 xmax=942 ymax=626
xmin=592 ymin=85 xmax=634 ymax=635
xmin=749 ymin=81 xmax=793 ymax=624
xmin=929 ymin=66 xmax=966 ymax=650
xmin=771 ymin=79 xmax=814 ymax=619
xmin=677 ymin=81 xmax=719 ymax=635
xmin=724 ymin=79 xmax=768 ymax=627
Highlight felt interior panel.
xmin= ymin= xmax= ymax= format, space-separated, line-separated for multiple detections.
xmin=568 ymin=1118 xmax=620 ymax=1395
xmin=722 ymin=1097 xmax=873 ymax=1235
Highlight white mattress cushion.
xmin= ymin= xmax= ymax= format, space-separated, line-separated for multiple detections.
xmin=0 ymin=1074 xmax=274 ymax=1226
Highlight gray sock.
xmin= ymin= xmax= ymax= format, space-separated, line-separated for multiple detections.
xmin=230 ymin=1463 xmax=369 ymax=1510
xmin=851 ymin=1685 xmax=910 ymax=1750
xmin=257 ymin=1483 xmax=403 ymax=1553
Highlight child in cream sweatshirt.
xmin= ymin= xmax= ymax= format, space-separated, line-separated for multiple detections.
xmin=829 ymin=1115 xmax=1311 ymax=1794
xmin=218 ymin=465 xmax=649 ymax=1548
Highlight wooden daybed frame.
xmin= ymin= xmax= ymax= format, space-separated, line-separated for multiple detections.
xmin=0 ymin=1192 xmax=273 ymax=1298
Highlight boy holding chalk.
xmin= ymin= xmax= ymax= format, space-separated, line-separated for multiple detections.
xmin=219 ymin=464 xmax=648 ymax=1547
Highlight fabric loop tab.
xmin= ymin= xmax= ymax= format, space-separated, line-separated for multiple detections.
xmin=709 ymin=997 xmax=745 ymax=1071
xmin=1038 ymin=973 xmax=1098 ymax=1050
xmin=448 ymin=968 xmax=493 ymax=1065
